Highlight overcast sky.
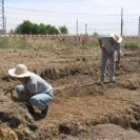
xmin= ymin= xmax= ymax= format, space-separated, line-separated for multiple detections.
xmin=4 ymin=0 xmax=140 ymax=35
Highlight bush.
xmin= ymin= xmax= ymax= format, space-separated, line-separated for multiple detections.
xmin=14 ymin=20 xmax=69 ymax=35
xmin=123 ymin=42 xmax=139 ymax=50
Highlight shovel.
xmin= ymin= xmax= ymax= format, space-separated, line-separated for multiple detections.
xmin=118 ymin=65 xmax=139 ymax=90
xmin=4 ymin=86 xmax=14 ymax=95
xmin=4 ymin=86 xmax=17 ymax=101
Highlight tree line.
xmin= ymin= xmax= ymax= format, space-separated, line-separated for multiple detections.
xmin=13 ymin=20 xmax=69 ymax=35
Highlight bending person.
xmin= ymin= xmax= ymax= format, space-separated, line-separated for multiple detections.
xmin=8 ymin=64 xmax=54 ymax=118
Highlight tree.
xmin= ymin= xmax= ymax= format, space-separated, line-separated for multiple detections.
xmin=15 ymin=24 xmax=23 ymax=34
xmin=14 ymin=20 xmax=33 ymax=34
xmin=59 ymin=26 xmax=68 ymax=34
xmin=47 ymin=26 xmax=59 ymax=34
xmin=32 ymin=24 xmax=39 ymax=34
xmin=38 ymin=23 xmax=47 ymax=34
xmin=14 ymin=20 xmax=67 ymax=35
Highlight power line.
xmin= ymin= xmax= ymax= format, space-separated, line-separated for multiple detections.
xmin=4 ymin=6 xmax=140 ymax=35
xmin=6 ymin=6 xmax=128 ymax=16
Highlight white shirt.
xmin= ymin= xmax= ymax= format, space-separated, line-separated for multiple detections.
xmin=24 ymin=72 xmax=53 ymax=97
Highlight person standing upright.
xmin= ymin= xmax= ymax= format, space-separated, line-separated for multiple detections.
xmin=98 ymin=34 xmax=123 ymax=84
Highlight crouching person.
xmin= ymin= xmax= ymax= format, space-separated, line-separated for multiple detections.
xmin=8 ymin=64 xmax=54 ymax=119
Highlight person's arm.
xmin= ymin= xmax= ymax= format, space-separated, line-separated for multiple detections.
xmin=98 ymin=37 xmax=104 ymax=50
xmin=116 ymin=44 xmax=121 ymax=65
xmin=29 ymin=81 xmax=37 ymax=94
xmin=18 ymin=90 xmax=31 ymax=102
xmin=117 ymin=50 xmax=121 ymax=63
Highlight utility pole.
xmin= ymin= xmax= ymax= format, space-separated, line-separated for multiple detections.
xmin=2 ymin=0 xmax=4 ymax=33
xmin=85 ymin=23 xmax=88 ymax=35
xmin=76 ymin=19 xmax=79 ymax=36
xmin=121 ymin=8 xmax=123 ymax=36
xmin=0 ymin=0 xmax=5 ymax=34
xmin=138 ymin=16 xmax=140 ymax=36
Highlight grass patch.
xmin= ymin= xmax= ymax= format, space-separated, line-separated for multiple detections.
xmin=0 ymin=36 xmax=139 ymax=52
xmin=123 ymin=41 xmax=140 ymax=50
xmin=0 ymin=38 xmax=31 ymax=50
xmin=0 ymin=36 xmax=98 ymax=51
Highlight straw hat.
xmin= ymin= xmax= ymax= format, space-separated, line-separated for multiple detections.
xmin=110 ymin=34 xmax=122 ymax=43
xmin=8 ymin=64 xmax=31 ymax=78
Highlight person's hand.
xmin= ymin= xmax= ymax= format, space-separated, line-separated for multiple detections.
xmin=18 ymin=92 xmax=31 ymax=102
xmin=11 ymin=96 xmax=18 ymax=102
xmin=98 ymin=38 xmax=105 ymax=50
xmin=101 ymin=45 xmax=105 ymax=50
xmin=115 ymin=60 xmax=122 ymax=67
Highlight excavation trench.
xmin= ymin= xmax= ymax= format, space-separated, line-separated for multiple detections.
xmin=35 ymin=102 xmax=140 ymax=139
xmin=33 ymin=66 xmax=140 ymax=139
xmin=1 ymin=51 xmax=140 ymax=139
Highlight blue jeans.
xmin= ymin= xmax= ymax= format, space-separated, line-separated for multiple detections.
xmin=100 ymin=50 xmax=115 ymax=82
xmin=16 ymin=84 xmax=53 ymax=110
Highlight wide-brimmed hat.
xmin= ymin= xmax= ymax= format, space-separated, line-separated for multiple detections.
xmin=110 ymin=34 xmax=122 ymax=43
xmin=8 ymin=64 xmax=31 ymax=78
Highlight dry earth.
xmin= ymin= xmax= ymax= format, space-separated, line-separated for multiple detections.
xmin=0 ymin=48 xmax=140 ymax=139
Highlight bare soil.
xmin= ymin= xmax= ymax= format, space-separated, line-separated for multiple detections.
xmin=0 ymin=48 xmax=140 ymax=139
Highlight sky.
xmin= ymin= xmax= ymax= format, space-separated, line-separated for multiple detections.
xmin=3 ymin=0 xmax=140 ymax=35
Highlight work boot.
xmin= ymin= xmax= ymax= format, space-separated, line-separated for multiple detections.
xmin=19 ymin=102 xmax=35 ymax=116
xmin=33 ymin=105 xmax=49 ymax=121
xmin=27 ymin=105 xmax=35 ymax=115
xmin=110 ymin=77 xmax=116 ymax=83
xmin=100 ymin=81 xmax=104 ymax=86
xmin=19 ymin=101 xmax=30 ymax=108
xmin=40 ymin=105 xmax=49 ymax=118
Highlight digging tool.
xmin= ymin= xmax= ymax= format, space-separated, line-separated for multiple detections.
xmin=4 ymin=86 xmax=17 ymax=101
xmin=118 ymin=65 xmax=138 ymax=90
xmin=4 ymin=86 xmax=14 ymax=95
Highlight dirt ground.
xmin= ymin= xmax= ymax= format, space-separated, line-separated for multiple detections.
xmin=1 ymin=48 xmax=140 ymax=139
